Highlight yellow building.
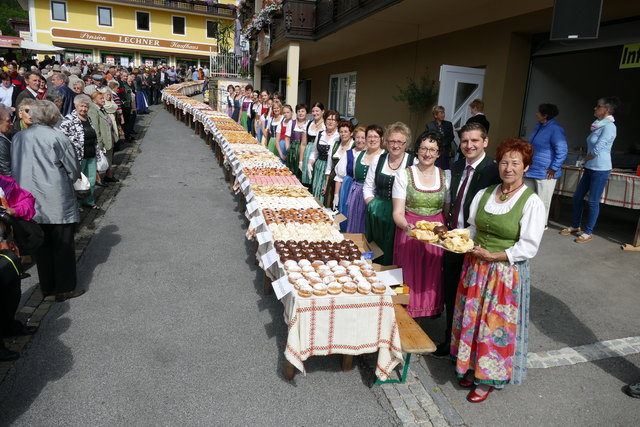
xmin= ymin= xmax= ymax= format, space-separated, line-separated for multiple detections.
xmin=24 ymin=0 xmax=236 ymax=67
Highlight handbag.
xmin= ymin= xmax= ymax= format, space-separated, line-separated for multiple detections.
xmin=0 ymin=249 xmax=23 ymax=284
xmin=73 ymin=172 xmax=91 ymax=199
xmin=96 ymin=150 xmax=109 ymax=173
xmin=7 ymin=217 xmax=44 ymax=253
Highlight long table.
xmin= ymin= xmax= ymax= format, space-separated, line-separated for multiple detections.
xmin=162 ymin=84 xmax=404 ymax=380
xmin=554 ymin=165 xmax=640 ymax=248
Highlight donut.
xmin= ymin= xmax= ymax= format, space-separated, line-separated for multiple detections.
xmin=372 ymin=283 xmax=386 ymax=294
xmin=322 ymin=276 xmax=337 ymax=285
xmin=357 ymin=282 xmax=372 ymax=295
xmin=339 ymin=260 xmax=351 ymax=268
xmin=295 ymin=278 xmax=310 ymax=291
xmin=333 ymin=271 xmax=347 ymax=278
xmin=311 ymin=260 xmax=325 ymax=268
xmin=338 ymin=276 xmax=351 ymax=284
xmin=308 ymin=276 xmax=323 ymax=284
xmin=327 ymin=282 xmax=342 ymax=295
xmin=287 ymin=265 xmax=302 ymax=273
xmin=342 ymin=282 xmax=357 ymax=294
xmin=284 ymin=260 xmax=298 ymax=269
xmin=288 ymin=272 xmax=303 ymax=284
xmin=312 ymin=283 xmax=328 ymax=296
xmin=298 ymin=283 xmax=313 ymax=297
xmin=326 ymin=260 xmax=338 ymax=268
xmin=361 ymin=269 xmax=375 ymax=277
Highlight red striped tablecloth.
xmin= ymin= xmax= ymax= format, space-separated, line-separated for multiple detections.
xmin=555 ymin=166 xmax=640 ymax=209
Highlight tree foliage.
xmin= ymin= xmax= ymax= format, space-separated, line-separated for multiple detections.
xmin=393 ymin=70 xmax=439 ymax=114
xmin=0 ymin=0 xmax=28 ymax=36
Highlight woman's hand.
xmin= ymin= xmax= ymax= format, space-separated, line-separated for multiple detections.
xmin=403 ymin=223 xmax=415 ymax=233
xmin=583 ymin=153 xmax=596 ymax=162
xmin=471 ymin=246 xmax=501 ymax=262
xmin=1 ymin=206 xmax=15 ymax=216
xmin=364 ymin=197 xmax=374 ymax=205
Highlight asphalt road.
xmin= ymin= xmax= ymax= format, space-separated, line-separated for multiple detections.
xmin=0 ymin=107 xmax=398 ymax=426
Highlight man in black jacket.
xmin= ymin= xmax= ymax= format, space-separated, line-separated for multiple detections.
xmin=433 ymin=122 xmax=501 ymax=357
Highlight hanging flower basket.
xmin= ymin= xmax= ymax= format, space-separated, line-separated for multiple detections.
xmin=241 ymin=0 xmax=283 ymax=39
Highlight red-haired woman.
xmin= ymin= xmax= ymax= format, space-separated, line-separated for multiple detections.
xmin=450 ymin=138 xmax=545 ymax=403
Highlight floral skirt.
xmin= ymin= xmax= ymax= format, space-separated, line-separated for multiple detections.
xmin=451 ymin=256 xmax=531 ymax=386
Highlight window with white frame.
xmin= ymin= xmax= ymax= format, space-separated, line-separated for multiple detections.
xmin=329 ymin=72 xmax=357 ymax=117
xmin=51 ymin=1 xmax=67 ymax=22
xmin=136 ymin=11 xmax=150 ymax=31
xmin=98 ymin=6 xmax=112 ymax=27
xmin=173 ymin=16 xmax=185 ymax=35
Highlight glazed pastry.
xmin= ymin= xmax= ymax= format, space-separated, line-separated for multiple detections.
xmin=295 ymin=278 xmax=310 ymax=291
xmin=288 ymin=272 xmax=303 ymax=284
xmin=372 ymin=283 xmax=386 ymax=294
xmin=357 ymin=282 xmax=372 ymax=295
xmin=342 ymin=281 xmax=357 ymax=294
xmin=298 ymin=283 xmax=313 ymax=297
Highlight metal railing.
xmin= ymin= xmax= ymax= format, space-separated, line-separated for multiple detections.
xmin=209 ymin=52 xmax=253 ymax=78
xmin=104 ymin=0 xmax=236 ymax=18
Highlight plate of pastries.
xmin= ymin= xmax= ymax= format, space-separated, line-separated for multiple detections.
xmin=409 ymin=221 xmax=475 ymax=253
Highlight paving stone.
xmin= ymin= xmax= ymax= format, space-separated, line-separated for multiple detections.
xmin=381 ymin=384 xmax=400 ymax=398
xmin=388 ymin=397 xmax=407 ymax=411
xmin=403 ymin=396 xmax=422 ymax=411
xmin=409 ymin=383 xmax=428 ymax=396
xmin=412 ymin=408 xmax=431 ymax=423
xmin=395 ymin=407 xmax=415 ymax=423
xmin=396 ymin=383 xmax=413 ymax=396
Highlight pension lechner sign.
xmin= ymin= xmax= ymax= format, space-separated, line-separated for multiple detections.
xmin=51 ymin=28 xmax=216 ymax=53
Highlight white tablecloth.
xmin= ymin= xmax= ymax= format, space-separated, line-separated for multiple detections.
xmin=283 ymin=293 xmax=403 ymax=381
xmin=555 ymin=166 xmax=640 ymax=210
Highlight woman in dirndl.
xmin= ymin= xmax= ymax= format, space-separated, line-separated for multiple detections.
xmin=345 ymin=125 xmax=384 ymax=233
xmin=239 ymin=86 xmax=252 ymax=132
xmin=334 ymin=126 xmax=367 ymax=230
xmin=392 ymin=131 xmax=450 ymax=318
xmin=276 ymin=104 xmax=293 ymax=163
xmin=285 ymin=104 xmax=308 ymax=178
xmin=325 ymin=120 xmax=354 ymax=210
xmin=451 ymin=138 xmax=545 ymax=403
xmin=308 ymin=110 xmax=340 ymax=204
xmin=364 ymin=122 xmax=416 ymax=266
xmin=298 ymin=102 xmax=325 ymax=188
xmin=266 ymin=101 xmax=284 ymax=156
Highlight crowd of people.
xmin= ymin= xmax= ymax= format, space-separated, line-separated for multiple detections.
xmin=0 ymin=57 xmax=187 ymax=362
xmin=226 ymin=85 xmax=623 ymax=402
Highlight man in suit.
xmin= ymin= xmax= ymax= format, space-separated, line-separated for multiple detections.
xmin=50 ymin=72 xmax=76 ymax=116
xmin=433 ymin=122 xmax=501 ymax=357
xmin=14 ymin=71 xmax=40 ymax=110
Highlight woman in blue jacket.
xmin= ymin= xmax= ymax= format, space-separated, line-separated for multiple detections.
xmin=560 ymin=96 xmax=620 ymax=243
xmin=524 ymin=103 xmax=568 ymax=227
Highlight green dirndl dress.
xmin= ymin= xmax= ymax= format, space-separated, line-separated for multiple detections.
xmin=267 ymin=118 xmax=280 ymax=156
xmin=301 ymin=125 xmax=321 ymax=185
xmin=286 ymin=120 xmax=304 ymax=177
xmin=365 ymin=152 xmax=414 ymax=266
xmin=311 ymin=142 xmax=331 ymax=204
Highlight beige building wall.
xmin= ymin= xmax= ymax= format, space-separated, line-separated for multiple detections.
xmin=300 ymin=12 xmax=547 ymax=154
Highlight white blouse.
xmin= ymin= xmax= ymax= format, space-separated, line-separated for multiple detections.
xmin=393 ymin=166 xmax=452 ymax=203
xmin=363 ymin=152 xmax=417 ymax=200
xmin=333 ymin=148 xmax=365 ymax=183
xmin=326 ymin=140 xmax=353 ymax=175
xmin=468 ymin=185 xmax=546 ymax=264
xmin=309 ymin=129 xmax=340 ymax=162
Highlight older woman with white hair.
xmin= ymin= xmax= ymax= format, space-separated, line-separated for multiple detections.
xmin=11 ymin=100 xmax=84 ymax=302
xmin=60 ymin=94 xmax=103 ymax=210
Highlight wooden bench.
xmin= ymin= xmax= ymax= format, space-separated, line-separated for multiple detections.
xmin=376 ymin=304 xmax=436 ymax=385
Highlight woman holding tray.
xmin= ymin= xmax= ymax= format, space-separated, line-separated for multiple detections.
xmin=344 ymin=125 xmax=385 ymax=233
xmin=334 ymin=126 xmax=367 ymax=229
xmin=392 ymin=131 xmax=450 ymax=318
xmin=364 ymin=122 xmax=416 ymax=265
xmin=298 ymin=102 xmax=325 ymax=188
xmin=451 ymin=138 xmax=545 ymax=403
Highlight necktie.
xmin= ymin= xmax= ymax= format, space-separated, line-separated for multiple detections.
xmin=451 ymin=165 xmax=473 ymax=228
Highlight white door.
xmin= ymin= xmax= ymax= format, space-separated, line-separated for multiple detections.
xmin=437 ymin=65 xmax=485 ymax=149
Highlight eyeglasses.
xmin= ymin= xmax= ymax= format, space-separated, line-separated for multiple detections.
xmin=387 ymin=140 xmax=407 ymax=146
xmin=418 ymin=147 xmax=439 ymax=154
xmin=21 ymin=109 xmax=30 ymax=113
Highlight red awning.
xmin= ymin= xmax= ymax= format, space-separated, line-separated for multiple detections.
xmin=0 ymin=36 xmax=22 ymax=49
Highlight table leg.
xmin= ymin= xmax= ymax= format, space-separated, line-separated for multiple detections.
xmin=621 ymin=215 xmax=640 ymax=251
xmin=284 ymin=360 xmax=296 ymax=380
xmin=342 ymin=355 xmax=353 ymax=372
